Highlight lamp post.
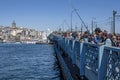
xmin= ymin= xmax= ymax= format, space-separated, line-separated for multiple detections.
xmin=113 ymin=10 xmax=117 ymax=34
xmin=91 ymin=17 xmax=96 ymax=34
xmin=71 ymin=10 xmax=74 ymax=32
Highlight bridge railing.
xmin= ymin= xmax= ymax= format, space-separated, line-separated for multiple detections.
xmin=55 ymin=38 xmax=120 ymax=80
xmin=80 ymin=43 xmax=100 ymax=80
xmin=99 ymin=46 xmax=120 ymax=80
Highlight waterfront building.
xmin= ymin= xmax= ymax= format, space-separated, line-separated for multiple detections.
xmin=0 ymin=21 xmax=51 ymax=43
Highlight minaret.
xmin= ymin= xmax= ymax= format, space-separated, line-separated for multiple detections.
xmin=12 ymin=20 xmax=16 ymax=28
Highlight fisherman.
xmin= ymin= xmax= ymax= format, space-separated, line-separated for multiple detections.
xmin=93 ymin=28 xmax=102 ymax=44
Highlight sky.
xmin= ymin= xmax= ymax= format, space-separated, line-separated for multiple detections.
xmin=0 ymin=0 xmax=120 ymax=32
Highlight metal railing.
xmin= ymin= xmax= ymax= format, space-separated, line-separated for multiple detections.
xmin=55 ymin=37 xmax=120 ymax=80
xmin=99 ymin=46 xmax=120 ymax=80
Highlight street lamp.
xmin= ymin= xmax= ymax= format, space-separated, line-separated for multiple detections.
xmin=113 ymin=10 xmax=117 ymax=34
xmin=91 ymin=17 xmax=96 ymax=34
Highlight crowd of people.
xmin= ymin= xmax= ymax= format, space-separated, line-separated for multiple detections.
xmin=62 ymin=28 xmax=120 ymax=47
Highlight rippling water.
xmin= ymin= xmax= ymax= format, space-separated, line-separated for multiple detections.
xmin=0 ymin=43 xmax=62 ymax=80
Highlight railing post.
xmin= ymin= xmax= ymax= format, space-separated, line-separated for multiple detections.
xmin=80 ymin=43 xmax=83 ymax=55
xmin=79 ymin=43 xmax=83 ymax=68
xmin=64 ymin=39 xmax=68 ymax=54
xmin=98 ymin=45 xmax=107 ymax=80
xmin=76 ymin=41 xmax=81 ymax=67
xmin=67 ymin=39 xmax=70 ymax=57
xmin=72 ymin=40 xmax=76 ymax=64
xmin=70 ymin=40 xmax=73 ymax=60
xmin=80 ymin=43 xmax=85 ymax=76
